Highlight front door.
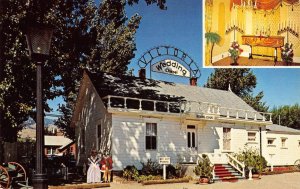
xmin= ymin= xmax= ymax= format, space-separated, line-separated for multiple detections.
xmin=187 ymin=125 xmax=197 ymax=151
xmin=223 ymin=127 xmax=231 ymax=151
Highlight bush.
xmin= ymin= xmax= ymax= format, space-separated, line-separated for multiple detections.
xmin=193 ymin=154 xmax=213 ymax=179
xmin=122 ymin=165 xmax=139 ymax=181
xmin=234 ymin=147 xmax=267 ymax=174
xmin=166 ymin=164 xmax=177 ymax=179
xmin=140 ymin=159 xmax=162 ymax=176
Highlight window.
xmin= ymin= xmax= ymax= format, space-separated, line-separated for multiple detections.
xmin=146 ymin=123 xmax=157 ymax=150
xmin=281 ymin=138 xmax=287 ymax=148
xmin=267 ymin=138 xmax=275 ymax=145
xmin=248 ymin=132 xmax=256 ymax=141
xmin=223 ymin=128 xmax=231 ymax=151
xmin=187 ymin=125 xmax=196 ymax=148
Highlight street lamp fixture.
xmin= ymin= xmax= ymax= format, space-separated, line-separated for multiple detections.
xmin=25 ymin=23 xmax=53 ymax=189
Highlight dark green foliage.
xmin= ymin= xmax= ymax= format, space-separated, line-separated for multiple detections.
xmin=166 ymin=164 xmax=177 ymax=179
xmin=271 ymin=104 xmax=300 ymax=129
xmin=193 ymin=154 xmax=213 ymax=179
xmin=234 ymin=147 xmax=267 ymax=174
xmin=122 ymin=165 xmax=139 ymax=181
xmin=127 ymin=0 xmax=167 ymax=9
xmin=140 ymin=159 xmax=162 ymax=176
xmin=204 ymin=69 xmax=269 ymax=112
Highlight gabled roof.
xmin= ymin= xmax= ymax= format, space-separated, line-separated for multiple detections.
xmin=45 ymin=136 xmax=73 ymax=146
xmin=266 ymin=124 xmax=300 ymax=134
xmin=86 ymin=71 xmax=262 ymax=119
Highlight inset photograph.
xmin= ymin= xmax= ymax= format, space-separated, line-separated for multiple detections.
xmin=204 ymin=0 xmax=300 ymax=67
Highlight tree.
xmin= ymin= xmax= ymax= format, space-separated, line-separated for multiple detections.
xmin=205 ymin=32 xmax=221 ymax=65
xmin=271 ymin=104 xmax=300 ymax=129
xmin=204 ymin=69 xmax=269 ymax=112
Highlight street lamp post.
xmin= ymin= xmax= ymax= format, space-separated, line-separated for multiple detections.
xmin=25 ymin=24 xmax=53 ymax=189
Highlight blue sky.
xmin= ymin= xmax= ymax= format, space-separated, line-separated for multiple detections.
xmin=47 ymin=0 xmax=300 ymax=115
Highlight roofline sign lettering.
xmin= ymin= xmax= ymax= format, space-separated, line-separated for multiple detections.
xmin=151 ymin=59 xmax=190 ymax=77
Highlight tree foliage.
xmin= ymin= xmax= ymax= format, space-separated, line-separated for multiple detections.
xmin=271 ymin=104 xmax=300 ymax=129
xmin=1 ymin=0 xmax=166 ymax=140
xmin=204 ymin=69 xmax=269 ymax=112
xmin=0 ymin=0 xmax=166 ymax=140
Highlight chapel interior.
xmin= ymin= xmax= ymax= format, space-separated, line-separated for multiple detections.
xmin=205 ymin=0 xmax=300 ymax=66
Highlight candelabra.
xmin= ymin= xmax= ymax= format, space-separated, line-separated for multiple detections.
xmin=255 ymin=26 xmax=271 ymax=37
xmin=225 ymin=22 xmax=244 ymax=41
xmin=277 ymin=21 xmax=299 ymax=42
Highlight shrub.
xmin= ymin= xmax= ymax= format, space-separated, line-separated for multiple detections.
xmin=122 ymin=165 xmax=139 ymax=181
xmin=140 ymin=159 xmax=162 ymax=176
xmin=234 ymin=147 xmax=267 ymax=174
xmin=166 ymin=164 xmax=177 ymax=179
xmin=193 ymin=154 xmax=213 ymax=179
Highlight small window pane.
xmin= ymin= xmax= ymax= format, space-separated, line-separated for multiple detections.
xmin=146 ymin=123 xmax=157 ymax=150
xmin=192 ymin=133 xmax=195 ymax=147
xmin=187 ymin=132 xmax=191 ymax=148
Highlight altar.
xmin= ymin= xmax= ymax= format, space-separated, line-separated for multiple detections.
xmin=242 ymin=35 xmax=285 ymax=65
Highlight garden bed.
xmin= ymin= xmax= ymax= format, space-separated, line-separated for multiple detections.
xmin=262 ymin=166 xmax=300 ymax=175
xmin=141 ymin=177 xmax=190 ymax=185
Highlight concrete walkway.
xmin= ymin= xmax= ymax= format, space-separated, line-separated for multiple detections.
xmin=109 ymin=172 xmax=300 ymax=189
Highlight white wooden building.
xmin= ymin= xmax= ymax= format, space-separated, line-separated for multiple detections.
xmin=262 ymin=124 xmax=300 ymax=167
xmin=71 ymin=71 xmax=299 ymax=179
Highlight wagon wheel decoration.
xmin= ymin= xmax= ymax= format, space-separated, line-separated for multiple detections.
xmin=0 ymin=165 xmax=10 ymax=189
xmin=7 ymin=162 xmax=27 ymax=182
xmin=294 ymin=159 xmax=300 ymax=170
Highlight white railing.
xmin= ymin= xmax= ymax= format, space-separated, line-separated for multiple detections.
xmin=225 ymin=153 xmax=245 ymax=178
xmin=219 ymin=107 xmax=272 ymax=122
xmin=102 ymin=95 xmax=272 ymax=122
xmin=103 ymin=95 xmax=181 ymax=113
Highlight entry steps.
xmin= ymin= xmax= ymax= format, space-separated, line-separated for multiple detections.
xmin=214 ymin=164 xmax=244 ymax=182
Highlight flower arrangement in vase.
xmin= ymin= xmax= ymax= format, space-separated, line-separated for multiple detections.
xmin=281 ymin=43 xmax=294 ymax=66
xmin=228 ymin=41 xmax=243 ymax=65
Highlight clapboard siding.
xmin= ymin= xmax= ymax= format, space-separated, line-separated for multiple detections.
xmin=111 ymin=115 xmax=187 ymax=170
xmin=262 ymin=132 xmax=300 ymax=166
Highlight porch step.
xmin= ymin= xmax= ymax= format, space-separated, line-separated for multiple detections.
xmin=214 ymin=164 xmax=244 ymax=182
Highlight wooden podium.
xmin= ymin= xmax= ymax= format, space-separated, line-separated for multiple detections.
xmin=242 ymin=35 xmax=284 ymax=65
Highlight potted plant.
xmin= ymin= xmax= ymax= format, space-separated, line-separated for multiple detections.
xmin=281 ymin=43 xmax=294 ymax=66
xmin=205 ymin=32 xmax=221 ymax=65
xmin=235 ymin=147 xmax=267 ymax=180
xmin=228 ymin=41 xmax=243 ymax=65
xmin=194 ymin=154 xmax=213 ymax=184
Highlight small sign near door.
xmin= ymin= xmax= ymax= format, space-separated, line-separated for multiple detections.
xmin=159 ymin=157 xmax=171 ymax=165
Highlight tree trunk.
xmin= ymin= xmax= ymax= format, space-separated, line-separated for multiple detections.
xmin=210 ymin=43 xmax=215 ymax=64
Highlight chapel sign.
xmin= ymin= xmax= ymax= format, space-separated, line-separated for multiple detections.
xmin=137 ymin=45 xmax=200 ymax=79
xmin=151 ymin=59 xmax=191 ymax=77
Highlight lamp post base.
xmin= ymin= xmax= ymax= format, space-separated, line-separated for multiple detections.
xmin=32 ymin=173 xmax=48 ymax=189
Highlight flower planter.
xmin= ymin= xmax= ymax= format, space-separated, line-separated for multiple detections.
xmin=199 ymin=177 xmax=210 ymax=184
xmin=252 ymin=174 xmax=260 ymax=180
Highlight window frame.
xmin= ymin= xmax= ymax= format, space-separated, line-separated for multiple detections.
xmin=145 ymin=123 xmax=157 ymax=150
xmin=247 ymin=132 xmax=257 ymax=142
xmin=267 ymin=138 xmax=276 ymax=147
xmin=281 ymin=137 xmax=288 ymax=149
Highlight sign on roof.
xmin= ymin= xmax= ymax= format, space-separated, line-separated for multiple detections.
xmin=137 ymin=46 xmax=201 ymax=79
xmin=151 ymin=59 xmax=190 ymax=77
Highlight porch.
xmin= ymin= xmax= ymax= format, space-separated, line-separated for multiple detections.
xmin=103 ymin=95 xmax=272 ymax=123
xmin=179 ymin=152 xmax=245 ymax=181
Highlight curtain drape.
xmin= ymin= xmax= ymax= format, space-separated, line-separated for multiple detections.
xmin=230 ymin=0 xmax=299 ymax=10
